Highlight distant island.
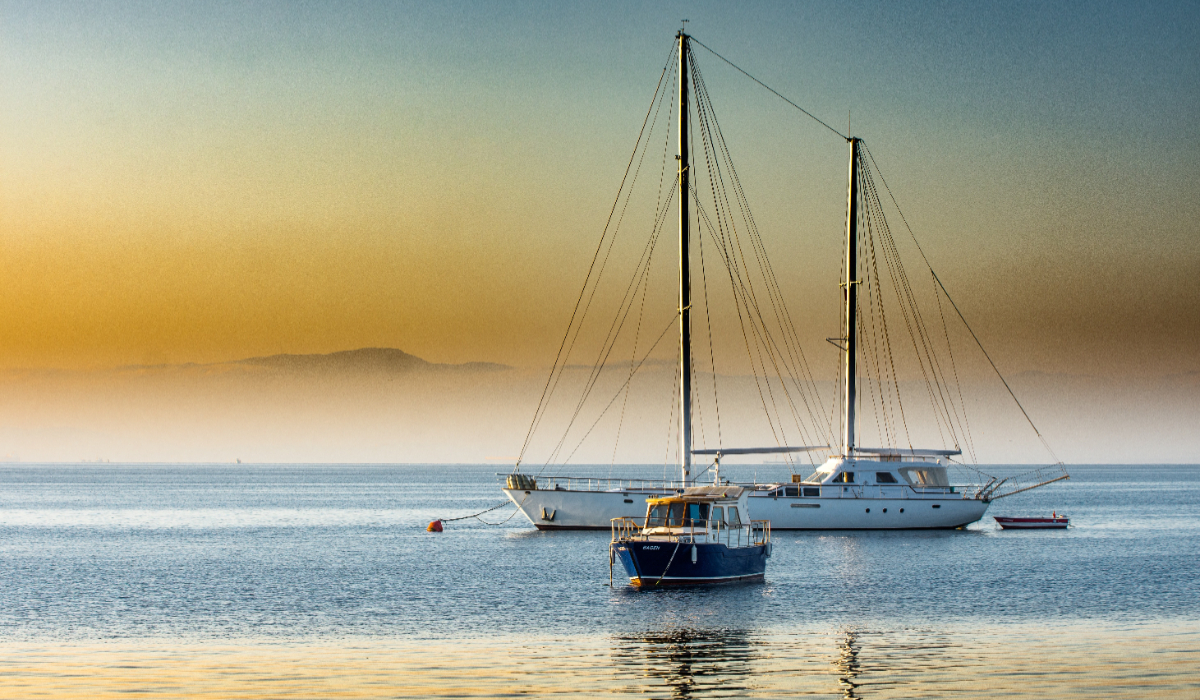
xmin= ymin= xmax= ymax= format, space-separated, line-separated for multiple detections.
xmin=119 ymin=347 xmax=511 ymax=374
xmin=238 ymin=347 xmax=511 ymax=374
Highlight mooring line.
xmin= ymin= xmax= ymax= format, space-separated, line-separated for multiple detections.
xmin=433 ymin=491 xmax=530 ymax=528
xmin=655 ymin=541 xmax=683 ymax=586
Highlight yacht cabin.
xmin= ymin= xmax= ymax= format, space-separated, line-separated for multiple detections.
xmin=755 ymin=455 xmax=956 ymax=499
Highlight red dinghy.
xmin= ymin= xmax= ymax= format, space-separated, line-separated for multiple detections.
xmin=995 ymin=514 xmax=1068 ymax=529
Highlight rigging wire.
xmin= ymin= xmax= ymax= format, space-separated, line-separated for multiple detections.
xmin=561 ymin=313 xmax=683 ymax=464
xmin=687 ymin=48 xmax=832 ymax=454
xmin=860 ymin=159 xmax=950 ymax=450
xmin=516 ymin=45 xmax=675 ymax=469
xmin=542 ymin=100 xmax=677 ymax=465
xmin=665 ymin=339 xmax=682 ymax=468
xmin=542 ymin=56 xmax=685 ymax=466
xmin=859 ymin=151 xmax=978 ymax=453
xmin=687 ymin=102 xmax=711 ymax=456
xmin=860 ymin=245 xmax=901 ymax=447
xmin=689 ymin=192 xmax=788 ymax=450
xmin=610 ymin=75 xmax=686 ymax=471
xmin=546 ymin=181 xmax=678 ymax=464
xmin=690 ymin=186 xmax=822 ymax=454
xmin=689 ymin=36 xmax=848 ymax=141
xmin=932 ymin=273 xmax=979 ymax=464
xmin=610 ymin=223 xmax=659 ymax=468
xmin=860 ymin=144 xmax=1062 ymax=465
xmin=695 ymin=177 xmax=724 ymax=451
xmin=689 ymin=48 xmax=833 ymax=448
xmin=860 ymin=179 xmax=909 ymax=448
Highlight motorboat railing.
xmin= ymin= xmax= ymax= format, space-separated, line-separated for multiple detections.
xmin=611 ymin=517 xmax=770 ymax=548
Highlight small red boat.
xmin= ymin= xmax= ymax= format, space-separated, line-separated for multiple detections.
xmin=995 ymin=514 xmax=1068 ymax=529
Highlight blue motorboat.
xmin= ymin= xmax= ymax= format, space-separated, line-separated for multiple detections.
xmin=610 ymin=486 xmax=771 ymax=587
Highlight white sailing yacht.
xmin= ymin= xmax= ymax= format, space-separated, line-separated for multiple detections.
xmin=502 ymin=31 xmax=1066 ymax=530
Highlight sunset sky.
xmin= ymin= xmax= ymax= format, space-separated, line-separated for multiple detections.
xmin=2 ymin=0 xmax=1195 ymax=372
xmin=0 ymin=2 xmax=1197 ymax=463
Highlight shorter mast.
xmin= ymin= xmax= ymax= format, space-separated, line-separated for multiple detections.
xmin=842 ymin=137 xmax=859 ymax=455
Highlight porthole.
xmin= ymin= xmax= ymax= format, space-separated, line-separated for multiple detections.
xmin=623 ymin=499 xmax=634 ymax=503
xmin=865 ymin=508 xmax=870 ymax=513
xmin=883 ymin=508 xmax=888 ymax=513
xmin=900 ymin=508 xmax=905 ymax=513
xmin=932 ymin=504 xmax=941 ymax=509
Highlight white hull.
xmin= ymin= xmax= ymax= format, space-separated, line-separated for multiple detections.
xmin=503 ymin=486 xmax=989 ymax=530
xmin=503 ymin=487 xmax=672 ymax=530
xmin=745 ymin=491 xmax=988 ymax=529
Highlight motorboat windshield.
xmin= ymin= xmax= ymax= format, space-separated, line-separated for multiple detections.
xmin=643 ymin=486 xmax=747 ymax=531
xmin=647 ymin=501 xmax=708 ymax=528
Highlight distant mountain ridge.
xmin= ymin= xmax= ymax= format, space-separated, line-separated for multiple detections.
xmin=237 ymin=347 xmax=510 ymax=373
xmin=117 ymin=348 xmax=510 ymax=374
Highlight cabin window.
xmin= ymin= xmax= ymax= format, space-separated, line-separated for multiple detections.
xmin=710 ymin=506 xmax=724 ymax=526
xmin=899 ymin=467 xmax=950 ymax=487
xmin=833 ymin=472 xmax=855 ymax=483
xmin=649 ymin=502 xmax=714 ymax=527
xmin=727 ymin=507 xmax=742 ymax=526
xmin=784 ymin=486 xmax=799 ymax=497
xmin=875 ymin=472 xmax=898 ymax=484
xmin=804 ymin=470 xmax=825 ymax=483
xmin=803 ymin=487 xmax=821 ymax=497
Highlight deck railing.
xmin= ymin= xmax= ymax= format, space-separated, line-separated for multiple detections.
xmin=506 ymin=473 xmax=974 ymax=499
xmin=611 ymin=517 xmax=770 ymax=548
xmin=502 ymin=473 xmax=683 ymax=493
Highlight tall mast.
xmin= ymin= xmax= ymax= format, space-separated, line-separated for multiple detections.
xmin=843 ymin=137 xmax=859 ymax=455
xmin=677 ymin=30 xmax=693 ymax=485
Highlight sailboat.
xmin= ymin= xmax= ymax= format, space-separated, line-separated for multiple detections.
xmin=502 ymin=31 xmax=1067 ymax=530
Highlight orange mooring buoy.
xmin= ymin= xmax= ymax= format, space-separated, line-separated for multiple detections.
xmin=427 ymin=519 xmax=444 ymax=532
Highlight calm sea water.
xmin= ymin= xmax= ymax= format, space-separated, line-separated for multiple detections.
xmin=0 ymin=463 xmax=1197 ymax=698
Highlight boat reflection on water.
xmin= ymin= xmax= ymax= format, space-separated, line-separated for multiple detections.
xmin=834 ymin=629 xmax=863 ymax=699
xmin=608 ymin=626 xmax=872 ymax=698
xmin=609 ymin=628 xmax=761 ymax=699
